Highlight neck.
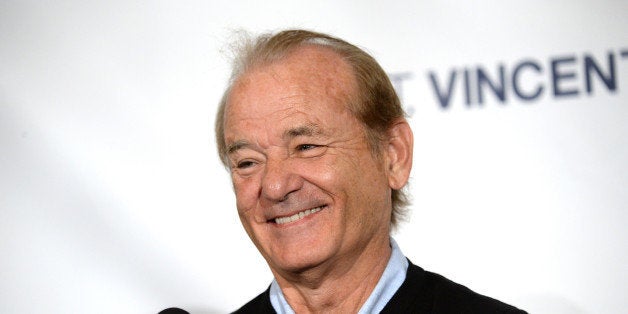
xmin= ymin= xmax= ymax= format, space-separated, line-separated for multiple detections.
xmin=272 ymin=234 xmax=392 ymax=313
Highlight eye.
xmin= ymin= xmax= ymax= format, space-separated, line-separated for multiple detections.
xmin=236 ymin=160 xmax=256 ymax=169
xmin=293 ymin=143 xmax=327 ymax=158
xmin=296 ymin=144 xmax=318 ymax=151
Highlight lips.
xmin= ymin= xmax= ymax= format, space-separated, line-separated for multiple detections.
xmin=272 ymin=206 xmax=325 ymax=225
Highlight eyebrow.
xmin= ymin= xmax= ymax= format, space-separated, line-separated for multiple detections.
xmin=227 ymin=140 xmax=249 ymax=155
xmin=283 ymin=123 xmax=323 ymax=139
xmin=226 ymin=123 xmax=325 ymax=155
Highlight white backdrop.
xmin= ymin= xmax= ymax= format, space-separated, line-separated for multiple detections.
xmin=1 ymin=1 xmax=627 ymax=313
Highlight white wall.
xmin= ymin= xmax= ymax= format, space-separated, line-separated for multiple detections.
xmin=1 ymin=1 xmax=626 ymax=313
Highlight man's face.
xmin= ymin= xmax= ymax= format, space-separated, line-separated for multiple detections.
xmin=223 ymin=46 xmax=393 ymax=274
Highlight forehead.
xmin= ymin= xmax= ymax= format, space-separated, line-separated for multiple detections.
xmin=224 ymin=46 xmax=358 ymax=132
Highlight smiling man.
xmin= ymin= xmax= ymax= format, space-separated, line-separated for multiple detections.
xmin=215 ymin=29 xmax=526 ymax=313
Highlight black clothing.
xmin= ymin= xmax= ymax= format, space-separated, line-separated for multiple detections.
xmin=232 ymin=260 xmax=526 ymax=314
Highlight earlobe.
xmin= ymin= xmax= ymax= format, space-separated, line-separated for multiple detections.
xmin=385 ymin=119 xmax=414 ymax=190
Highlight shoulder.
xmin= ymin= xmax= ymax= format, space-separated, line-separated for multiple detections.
xmin=231 ymin=287 xmax=276 ymax=314
xmin=382 ymin=261 xmax=527 ymax=314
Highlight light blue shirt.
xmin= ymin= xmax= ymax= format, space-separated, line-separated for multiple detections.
xmin=269 ymin=238 xmax=409 ymax=314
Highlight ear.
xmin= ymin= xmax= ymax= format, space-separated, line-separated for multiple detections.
xmin=384 ymin=119 xmax=413 ymax=190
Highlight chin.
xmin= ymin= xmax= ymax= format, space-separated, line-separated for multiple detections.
xmin=267 ymin=243 xmax=334 ymax=274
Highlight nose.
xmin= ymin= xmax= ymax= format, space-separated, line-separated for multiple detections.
xmin=260 ymin=157 xmax=303 ymax=203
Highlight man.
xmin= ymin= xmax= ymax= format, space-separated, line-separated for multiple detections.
xmin=215 ymin=29 xmax=526 ymax=313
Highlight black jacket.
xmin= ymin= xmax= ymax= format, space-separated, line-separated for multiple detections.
xmin=232 ymin=260 xmax=526 ymax=313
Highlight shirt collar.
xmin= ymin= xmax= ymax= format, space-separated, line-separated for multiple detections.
xmin=269 ymin=238 xmax=408 ymax=314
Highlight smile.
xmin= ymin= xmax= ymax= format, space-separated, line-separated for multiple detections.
xmin=274 ymin=206 xmax=324 ymax=225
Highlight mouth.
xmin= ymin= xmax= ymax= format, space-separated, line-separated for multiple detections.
xmin=271 ymin=206 xmax=325 ymax=225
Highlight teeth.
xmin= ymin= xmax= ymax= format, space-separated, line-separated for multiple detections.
xmin=275 ymin=206 xmax=323 ymax=224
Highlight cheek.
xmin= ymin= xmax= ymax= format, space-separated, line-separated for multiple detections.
xmin=297 ymin=155 xmax=360 ymax=209
xmin=232 ymin=176 xmax=260 ymax=214
xmin=299 ymin=159 xmax=339 ymax=189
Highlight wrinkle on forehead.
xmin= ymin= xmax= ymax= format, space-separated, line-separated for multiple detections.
xmin=233 ymin=46 xmax=355 ymax=104
xmin=223 ymin=46 xmax=359 ymax=144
